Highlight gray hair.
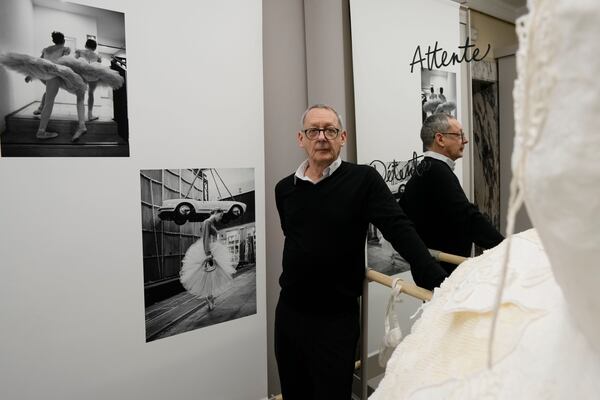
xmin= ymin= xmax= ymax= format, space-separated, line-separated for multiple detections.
xmin=421 ymin=113 xmax=454 ymax=149
xmin=300 ymin=104 xmax=344 ymax=129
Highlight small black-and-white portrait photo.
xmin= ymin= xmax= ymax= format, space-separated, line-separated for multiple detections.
xmin=140 ymin=168 xmax=257 ymax=342
xmin=0 ymin=0 xmax=128 ymax=157
xmin=420 ymin=68 xmax=457 ymax=123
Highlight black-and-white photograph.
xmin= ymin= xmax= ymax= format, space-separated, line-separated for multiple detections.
xmin=367 ymin=156 xmax=421 ymax=275
xmin=140 ymin=168 xmax=256 ymax=342
xmin=0 ymin=0 xmax=128 ymax=157
xmin=421 ymin=68 xmax=457 ymax=124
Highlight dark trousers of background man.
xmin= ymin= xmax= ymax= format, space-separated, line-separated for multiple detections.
xmin=274 ymin=299 xmax=359 ymax=400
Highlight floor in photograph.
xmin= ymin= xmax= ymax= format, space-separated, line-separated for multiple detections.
xmin=145 ymin=267 xmax=257 ymax=342
xmin=1 ymin=102 xmax=128 ymax=157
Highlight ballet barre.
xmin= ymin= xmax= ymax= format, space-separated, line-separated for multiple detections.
xmin=359 ymin=250 xmax=468 ymax=399
xmin=428 ymin=248 xmax=468 ymax=266
xmin=366 ymin=269 xmax=432 ymax=301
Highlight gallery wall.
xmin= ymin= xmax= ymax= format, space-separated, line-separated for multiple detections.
xmin=0 ymin=1 xmax=266 ymax=400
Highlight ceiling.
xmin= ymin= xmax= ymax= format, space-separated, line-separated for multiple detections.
xmin=453 ymin=0 xmax=528 ymax=22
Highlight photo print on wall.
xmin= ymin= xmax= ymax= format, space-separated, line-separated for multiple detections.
xmin=0 ymin=0 xmax=128 ymax=157
xmin=140 ymin=168 xmax=257 ymax=342
xmin=421 ymin=68 xmax=457 ymax=125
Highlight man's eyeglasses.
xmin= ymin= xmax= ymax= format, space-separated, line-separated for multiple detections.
xmin=303 ymin=127 xmax=341 ymax=140
xmin=440 ymin=130 xmax=466 ymax=141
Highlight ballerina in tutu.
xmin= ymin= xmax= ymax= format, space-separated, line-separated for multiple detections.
xmin=25 ymin=31 xmax=74 ymax=139
xmin=180 ymin=211 xmax=236 ymax=311
xmin=57 ymin=46 xmax=123 ymax=141
xmin=75 ymin=39 xmax=102 ymax=123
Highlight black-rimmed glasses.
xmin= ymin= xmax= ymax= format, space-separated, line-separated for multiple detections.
xmin=440 ymin=130 xmax=466 ymax=141
xmin=302 ymin=127 xmax=341 ymax=140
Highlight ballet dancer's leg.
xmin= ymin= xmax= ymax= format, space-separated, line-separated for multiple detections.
xmin=72 ymin=90 xmax=87 ymax=141
xmin=207 ymin=294 xmax=215 ymax=311
xmin=204 ymin=261 xmax=216 ymax=311
xmin=33 ymin=92 xmax=46 ymax=115
xmin=87 ymin=82 xmax=98 ymax=121
xmin=36 ymin=79 xmax=59 ymax=139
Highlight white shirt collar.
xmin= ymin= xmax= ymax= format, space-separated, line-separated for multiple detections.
xmin=424 ymin=150 xmax=455 ymax=171
xmin=295 ymin=156 xmax=342 ymax=184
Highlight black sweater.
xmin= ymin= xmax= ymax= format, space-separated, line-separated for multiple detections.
xmin=400 ymin=157 xmax=504 ymax=281
xmin=275 ymin=162 xmax=446 ymax=313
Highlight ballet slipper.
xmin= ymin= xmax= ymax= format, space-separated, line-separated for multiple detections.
xmin=33 ymin=108 xmax=42 ymax=115
xmin=71 ymin=127 xmax=87 ymax=141
xmin=36 ymin=130 xmax=58 ymax=140
xmin=88 ymin=116 xmax=99 ymax=122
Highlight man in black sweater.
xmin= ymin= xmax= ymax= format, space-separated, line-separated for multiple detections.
xmin=400 ymin=113 xmax=504 ymax=290
xmin=274 ymin=104 xmax=446 ymax=400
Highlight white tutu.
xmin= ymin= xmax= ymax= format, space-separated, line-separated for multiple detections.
xmin=434 ymin=100 xmax=456 ymax=114
xmin=0 ymin=52 xmax=86 ymax=94
xmin=57 ymin=56 xmax=124 ymax=89
xmin=180 ymin=240 xmax=236 ymax=299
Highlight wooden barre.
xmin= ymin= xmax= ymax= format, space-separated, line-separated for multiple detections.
xmin=366 ymin=269 xmax=433 ymax=301
xmin=429 ymin=249 xmax=468 ymax=265
xmin=366 ymin=249 xmax=467 ymax=301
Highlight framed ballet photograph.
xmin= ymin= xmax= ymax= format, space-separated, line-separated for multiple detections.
xmin=0 ymin=0 xmax=128 ymax=157
xmin=420 ymin=69 xmax=457 ymax=124
xmin=140 ymin=168 xmax=257 ymax=342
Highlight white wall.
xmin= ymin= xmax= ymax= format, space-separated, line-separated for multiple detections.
xmin=34 ymin=6 xmax=97 ymax=54
xmin=0 ymin=1 xmax=267 ymax=400
xmin=0 ymin=0 xmax=36 ymax=132
xmin=350 ymin=0 xmax=461 ymax=355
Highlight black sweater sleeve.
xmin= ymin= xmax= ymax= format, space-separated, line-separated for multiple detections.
xmin=364 ymin=168 xmax=448 ymax=290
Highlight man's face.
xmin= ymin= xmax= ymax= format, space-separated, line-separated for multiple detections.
xmin=441 ymin=118 xmax=468 ymax=161
xmin=297 ymin=108 xmax=346 ymax=166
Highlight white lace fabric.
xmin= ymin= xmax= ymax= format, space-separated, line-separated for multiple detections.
xmin=371 ymin=231 xmax=559 ymax=400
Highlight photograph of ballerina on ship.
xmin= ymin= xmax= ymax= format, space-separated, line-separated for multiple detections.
xmin=140 ymin=168 xmax=257 ymax=342
xmin=0 ymin=0 xmax=128 ymax=157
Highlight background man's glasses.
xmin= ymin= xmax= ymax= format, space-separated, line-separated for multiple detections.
xmin=303 ymin=127 xmax=340 ymax=140
xmin=441 ymin=131 xmax=466 ymax=141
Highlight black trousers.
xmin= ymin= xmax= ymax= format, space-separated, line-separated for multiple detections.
xmin=274 ymin=299 xmax=360 ymax=400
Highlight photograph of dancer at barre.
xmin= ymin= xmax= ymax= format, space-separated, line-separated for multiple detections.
xmin=273 ymin=104 xmax=446 ymax=400
xmin=400 ymin=113 xmax=504 ymax=289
